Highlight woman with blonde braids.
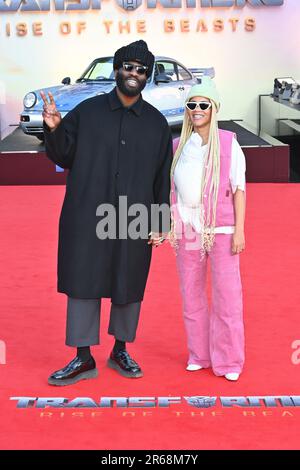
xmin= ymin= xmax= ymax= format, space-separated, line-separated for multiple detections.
xmin=170 ymin=78 xmax=246 ymax=381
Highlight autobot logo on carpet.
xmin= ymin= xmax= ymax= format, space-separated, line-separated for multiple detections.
xmin=10 ymin=395 xmax=300 ymax=408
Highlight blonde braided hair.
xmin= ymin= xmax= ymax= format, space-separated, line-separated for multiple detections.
xmin=169 ymin=100 xmax=220 ymax=253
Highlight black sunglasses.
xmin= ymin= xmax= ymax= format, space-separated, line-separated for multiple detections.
xmin=185 ymin=101 xmax=212 ymax=111
xmin=122 ymin=62 xmax=148 ymax=75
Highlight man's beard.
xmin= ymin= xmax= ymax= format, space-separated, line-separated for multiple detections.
xmin=116 ymin=70 xmax=147 ymax=97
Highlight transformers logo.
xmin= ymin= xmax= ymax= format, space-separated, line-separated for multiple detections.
xmin=10 ymin=395 xmax=300 ymax=408
xmin=118 ymin=0 xmax=284 ymax=11
xmin=184 ymin=396 xmax=217 ymax=408
xmin=0 ymin=0 xmax=284 ymax=13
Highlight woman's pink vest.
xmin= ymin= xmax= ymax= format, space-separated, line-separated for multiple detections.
xmin=171 ymin=129 xmax=236 ymax=228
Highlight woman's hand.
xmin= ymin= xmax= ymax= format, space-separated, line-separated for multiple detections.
xmin=147 ymin=232 xmax=166 ymax=248
xmin=40 ymin=90 xmax=62 ymax=131
xmin=232 ymin=229 xmax=245 ymax=255
xmin=233 ymin=188 xmax=246 ymax=255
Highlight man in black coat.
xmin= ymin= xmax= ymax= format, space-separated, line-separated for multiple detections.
xmin=41 ymin=40 xmax=173 ymax=385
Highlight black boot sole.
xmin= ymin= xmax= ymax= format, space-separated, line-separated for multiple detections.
xmin=48 ymin=368 xmax=98 ymax=386
xmin=107 ymin=358 xmax=143 ymax=378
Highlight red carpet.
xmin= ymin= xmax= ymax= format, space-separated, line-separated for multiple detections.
xmin=0 ymin=183 xmax=300 ymax=450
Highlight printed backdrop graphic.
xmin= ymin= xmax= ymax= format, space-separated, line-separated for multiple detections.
xmin=0 ymin=0 xmax=299 ymax=139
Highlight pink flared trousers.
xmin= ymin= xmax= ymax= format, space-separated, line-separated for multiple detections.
xmin=176 ymin=227 xmax=245 ymax=376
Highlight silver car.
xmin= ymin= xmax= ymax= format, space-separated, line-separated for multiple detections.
xmin=20 ymin=56 xmax=214 ymax=141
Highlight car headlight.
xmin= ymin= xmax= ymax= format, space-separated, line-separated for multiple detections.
xmin=23 ymin=92 xmax=37 ymax=109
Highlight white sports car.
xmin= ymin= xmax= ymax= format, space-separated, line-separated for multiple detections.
xmin=20 ymin=56 xmax=215 ymax=141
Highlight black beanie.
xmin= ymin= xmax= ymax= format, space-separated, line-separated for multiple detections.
xmin=113 ymin=40 xmax=155 ymax=78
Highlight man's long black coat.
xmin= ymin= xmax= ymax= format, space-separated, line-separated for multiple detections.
xmin=44 ymin=88 xmax=173 ymax=304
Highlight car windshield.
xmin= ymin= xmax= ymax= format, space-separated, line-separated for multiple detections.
xmin=77 ymin=57 xmax=153 ymax=83
xmin=77 ymin=58 xmax=115 ymax=82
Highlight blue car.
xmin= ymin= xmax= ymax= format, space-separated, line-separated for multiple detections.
xmin=20 ymin=56 xmax=215 ymax=141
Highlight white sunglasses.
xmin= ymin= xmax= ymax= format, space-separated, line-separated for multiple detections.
xmin=185 ymin=101 xmax=212 ymax=111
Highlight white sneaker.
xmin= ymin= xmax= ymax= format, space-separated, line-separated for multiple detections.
xmin=186 ymin=364 xmax=203 ymax=371
xmin=225 ymin=372 xmax=240 ymax=381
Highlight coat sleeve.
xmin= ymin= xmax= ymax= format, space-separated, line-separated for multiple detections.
xmin=152 ymin=123 xmax=173 ymax=233
xmin=43 ymin=107 xmax=79 ymax=169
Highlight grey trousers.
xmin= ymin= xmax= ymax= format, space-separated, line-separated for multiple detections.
xmin=65 ymin=297 xmax=141 ymax=347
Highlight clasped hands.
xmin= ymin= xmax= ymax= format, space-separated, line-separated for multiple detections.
xmin=147 ymin=232 xmax=167 ymax=248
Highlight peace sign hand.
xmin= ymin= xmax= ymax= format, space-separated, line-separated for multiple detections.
xmin=40 ymin=90 xmax=61 ymax=131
